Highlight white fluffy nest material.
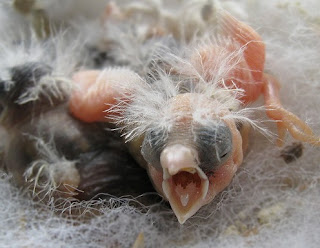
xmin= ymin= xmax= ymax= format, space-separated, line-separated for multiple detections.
xmin=0 ymin=0 xmax=320 ymax=248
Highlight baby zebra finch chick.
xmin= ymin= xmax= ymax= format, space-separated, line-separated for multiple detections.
xmin=69 ymin=10 xmax=319 ymax=224
xmin=0 ymin=62 xmax=153 ymax=202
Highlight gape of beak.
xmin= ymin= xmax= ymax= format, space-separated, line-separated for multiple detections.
xmin=160 ymin=144 xmax=209 ymax=224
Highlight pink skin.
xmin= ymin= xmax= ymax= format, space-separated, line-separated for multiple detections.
xmin=262 ymin=74 xmax=318 ymax=146
xmin=69 ymin=69 xmax=142 ymax=123
xmin=147 ymin=114 xmax=243 ymax=223
xmin=69 ymin=70 xmax=119 ymax=123
xmin=68 ymin=10 xmax=319 ymax=223
xmin=191 ymin=11 xmax=318 ymax=146
xmin=204 ymin=118 xmax=243 ymax=204
xmin=145 ymin=93 xmax=243 ymax=223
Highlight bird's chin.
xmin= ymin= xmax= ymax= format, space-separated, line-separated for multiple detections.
xmin=162 ymin=168 xmax=209 ymax=224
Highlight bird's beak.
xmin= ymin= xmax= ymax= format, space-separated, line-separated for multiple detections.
xmin=160 ymin=144 xmax=209 ymax=224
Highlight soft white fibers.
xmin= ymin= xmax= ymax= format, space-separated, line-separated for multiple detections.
xmin=0 ymin=1 xmax=320 ymax=248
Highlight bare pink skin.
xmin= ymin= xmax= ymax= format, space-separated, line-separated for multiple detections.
xmin=146 ymin=93 xmax=243 ymax=223
xmin=204 ymin=118 xmax=243 ymax=204
xmin=69 ymin=69 xmax=142 ymax=123
xmin=69 ymin=70 xmax=118 ymax=123
xmin=68 ymin=10 xmax=319 ymax=223
xmin=192 ymin=11 xmax=318 ymax=145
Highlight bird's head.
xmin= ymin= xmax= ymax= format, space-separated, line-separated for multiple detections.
xmin=68 ymin=68 xmax=245 ymax=224
xmin=140 ymin=93 xmax=244 ymax=224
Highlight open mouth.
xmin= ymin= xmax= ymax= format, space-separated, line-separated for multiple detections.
xmin=162 ymin=167 xmax=209 ymax=224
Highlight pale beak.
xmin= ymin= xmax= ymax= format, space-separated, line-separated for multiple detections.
xmin=160 ymin=144 xmax=209 ymax=224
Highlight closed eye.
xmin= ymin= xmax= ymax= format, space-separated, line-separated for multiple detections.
xmin=220 ymin=152 xmax=228 ymax=158
xmin=195 ymin=122 xmax=233 ymax=172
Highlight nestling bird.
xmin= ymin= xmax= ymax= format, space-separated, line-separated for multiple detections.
xmin=69 ymin=9 xmax=320 ymax=224
xmin=0 ymin=39 xmax=154 ymax=203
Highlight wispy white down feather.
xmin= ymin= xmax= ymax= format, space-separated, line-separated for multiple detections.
xmin=24 ymin=134 xmax=79 ymax=200
xmin=0 ymin=30 xmax=86 ymax=104
xmin=108 ymin=30 xmax=271 ymax=142
xmin=1 ymin=1 xmax=320 ymax=248
xmin=108 ymin=72 xmax=179 ymax=141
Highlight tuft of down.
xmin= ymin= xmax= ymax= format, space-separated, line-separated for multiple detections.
xmin=0 ymin=1 xmax=320 ymax=248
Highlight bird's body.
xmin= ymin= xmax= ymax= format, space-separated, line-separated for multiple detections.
xmin=69 ymin=9 xmax=319 ymax=223
xmin=0 ymin=1 xmax=318 ymax=225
